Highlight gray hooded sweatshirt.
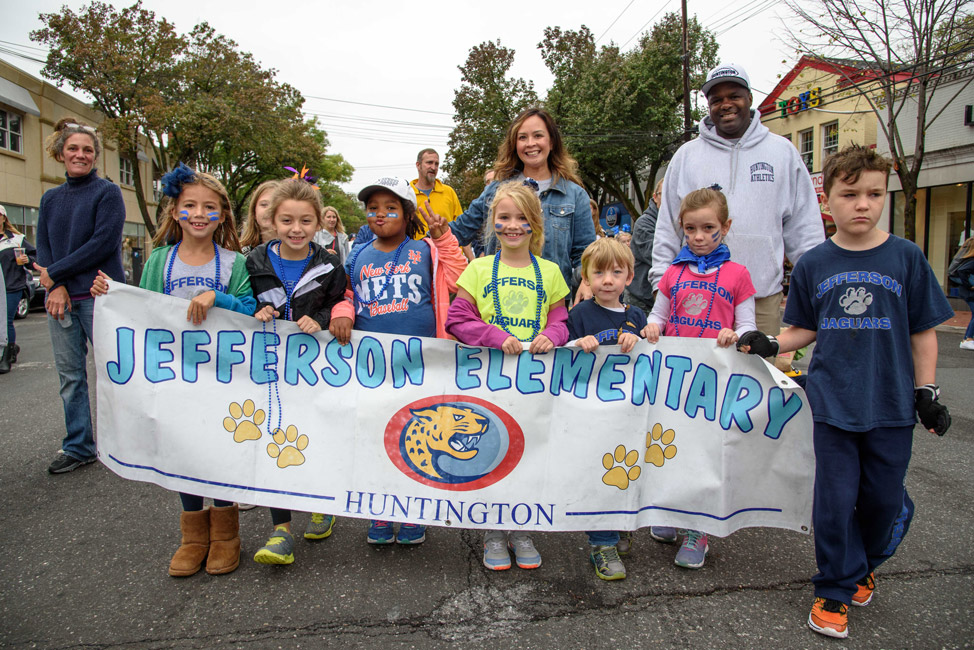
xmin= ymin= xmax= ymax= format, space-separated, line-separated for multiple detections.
xmin=650 ymin=109 xmax=824 ymax=299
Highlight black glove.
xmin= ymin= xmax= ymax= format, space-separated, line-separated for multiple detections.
xmin=915 ymin=384 xmax=950 ymax=436
xmin=736 ymin=330 xmax=779 ymax=357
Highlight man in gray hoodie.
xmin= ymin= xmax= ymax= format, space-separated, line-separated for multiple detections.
xmin=650 ymin=63 xmax=824 ymax=334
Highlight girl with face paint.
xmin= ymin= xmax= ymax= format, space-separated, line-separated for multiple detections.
xmin=639 ymin=186 xmax=758 ymax=570
xmin=91 ymin=163 xmax=256 ymax=579
xmin=445 ymin=180 xmax=571 ymax=572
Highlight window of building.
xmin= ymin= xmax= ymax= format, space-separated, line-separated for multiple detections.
xmin=822 ymin=121 xmax=839 ymax=161
xmin=119 ymin=155 xmax=134 ymax=186
xmin=0 ymin=109 xmax=23 ymax=154
xmin=799 ymin=129 xmax=814 ymax=172
xmin=152 ymin=177 xmax=162 ymax=203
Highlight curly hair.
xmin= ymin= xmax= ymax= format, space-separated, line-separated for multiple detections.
xmin=822 ymin=144 xmax=893 ymax=196
xmin=44 ymin=117 xmax=102 ymax=160
xmin=490 ymin=108 xmax=582 ymax=187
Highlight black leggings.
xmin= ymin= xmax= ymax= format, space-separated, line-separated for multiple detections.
xmin=179 ymin=492 xmax=233 ymax=511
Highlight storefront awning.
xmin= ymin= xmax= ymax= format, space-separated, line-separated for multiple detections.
xmin=0 ymin=77 xmax=40 ymax=117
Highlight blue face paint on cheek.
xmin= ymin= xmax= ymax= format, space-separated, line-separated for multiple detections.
xmin=494 ymin=222 xmax=504 ymax=232
xmin=711 ymin=232 xmax=720 ymax=242
xmin=367 ymin=212 xmax=376 ymax=219
xmin=179 ymin=210 xmax=190 ymax=220
xmin=385 ymin=213 xmax=399 ymax=219
xmin=207 ymin=211 xmax=220 ymax=222
xmin=520 ymin=224 xmax=532 ymax=234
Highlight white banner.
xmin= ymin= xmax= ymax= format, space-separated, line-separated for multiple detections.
xmin=95 ymin=284 xmax=814 ymax=536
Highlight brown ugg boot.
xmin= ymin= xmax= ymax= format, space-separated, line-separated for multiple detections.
xmin=206 ymin=504 xmax=240 ymax=575
xmin=169 ymin=509 xmax=210 ymax=577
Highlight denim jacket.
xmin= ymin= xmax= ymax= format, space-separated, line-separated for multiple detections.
xmin=449 ymin=176 xmax=595 ymax=287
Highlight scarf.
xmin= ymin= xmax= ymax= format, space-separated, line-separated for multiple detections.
xmin=671 ymin=243 xmax=731 ymax=273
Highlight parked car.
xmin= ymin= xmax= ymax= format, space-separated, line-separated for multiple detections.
xmin=15 ymin=270 xmax=45 ymax=319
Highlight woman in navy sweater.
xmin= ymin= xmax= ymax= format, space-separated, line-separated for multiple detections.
xmin=35 ymin=118 xmax=125 ymax=474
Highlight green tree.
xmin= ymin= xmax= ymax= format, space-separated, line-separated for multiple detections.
xmin=32 ymin=3 xmax=354 ymax=234
xmin=32 ymin=1 xmax=183 ymax=236
xmin=540 ymin=16 xmax=717 ymax=218
xmin=443 ymin=40 xmax=538 ymax=206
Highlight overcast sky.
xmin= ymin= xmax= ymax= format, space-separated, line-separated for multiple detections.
xmin=0 ymin=0 xmax=798 ymax=195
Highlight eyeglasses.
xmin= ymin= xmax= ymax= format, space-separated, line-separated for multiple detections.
xmin=65 ymin=123 xmax=97 ymax=134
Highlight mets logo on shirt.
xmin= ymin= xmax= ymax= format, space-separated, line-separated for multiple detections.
xmin=384 ymin=395 xmax=524 ymax=490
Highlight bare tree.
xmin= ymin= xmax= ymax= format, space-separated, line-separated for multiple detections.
xmin=785 ymin=0 xmax=974 ymax=242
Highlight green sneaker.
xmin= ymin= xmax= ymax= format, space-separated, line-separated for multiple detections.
xmin=254 ymin=526 xmax=295 ymax=565
xmin=304 ymin=513 xmax=336 ymax=540
xmin=590 ymin=545 xmax=626 ymax=581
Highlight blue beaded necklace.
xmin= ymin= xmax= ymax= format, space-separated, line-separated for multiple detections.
xmin=347 ymin=237 xmax=409 ymax=306
xmin=164 ymin=240 xmax=220 ymax=296
xmin=270 ymin=240 xmax=314 ymax=320
xmin=491 ymin=251 xmax=544 ymax=342
xmin=670 ymin=262 xmax=721 ymax=338
xmin=262 ymin=241 xmax=314 ymax=436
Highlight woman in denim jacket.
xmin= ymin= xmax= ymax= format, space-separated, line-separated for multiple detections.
xmin=448 ymin=108 xmax=595 ymax=288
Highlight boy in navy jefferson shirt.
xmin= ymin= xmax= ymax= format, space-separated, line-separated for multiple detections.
xmin=738 ymin=145 xmax=952 ymax=639
xmin=567 ymin=237 xmax=647 ymax=581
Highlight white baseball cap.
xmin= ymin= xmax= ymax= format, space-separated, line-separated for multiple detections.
xmin=701 ymin=63 xmax=751 ymax=97
xmin=358 ymin=177 xmax=417 ymax=208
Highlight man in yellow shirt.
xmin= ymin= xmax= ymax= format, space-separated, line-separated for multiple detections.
xmin=410 ymin=148 xmax=463 ymax=238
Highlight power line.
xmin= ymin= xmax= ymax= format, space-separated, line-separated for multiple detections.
xmin=596 ymin=0 xmax=638 ymax=45
xmin=304 ymin=94 xmax=453 ymax=116
xmin=714 ymin=0 xmax=778 ymax=36
xmin=619 ymin=0 xmax=674 ymax=50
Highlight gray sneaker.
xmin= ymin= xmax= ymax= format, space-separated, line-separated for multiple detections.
xmin=590 ymin=545 xmax=626 ymax=580
xmin=649 ymin=526 xmax=678 ymax=543
xmin=674 ymin=529 xmax=708 ymax=569
xmin=616 ymin=531 xmax=633 ymax=555
xmin=253 ymin=527 xmax=295 ymax=565
xmin=483 ymin=530 xmax=511 ymax=570
xmin=508 ymin=531 xmax=542 ymax=569
xmin=304 ymin=513 xmax=335 ymax=540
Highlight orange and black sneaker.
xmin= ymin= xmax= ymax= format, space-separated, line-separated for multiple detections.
xmin=808 ymin=597 xmax=849 ymax=639
xmin=852 ymin=572 xmax=875 ymax=606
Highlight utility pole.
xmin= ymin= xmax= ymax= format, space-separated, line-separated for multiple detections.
xmin=682 ymin=0 xmax=692 ymax=142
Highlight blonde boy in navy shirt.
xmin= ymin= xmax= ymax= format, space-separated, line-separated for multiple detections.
xmin=738 ymin=145 xmax=952 ymax=639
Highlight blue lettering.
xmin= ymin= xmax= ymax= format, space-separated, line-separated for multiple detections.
xmin=550 ymin=347 xmax=594 ymax=398
xmin=684 ymin=364 xmax=718 ymax=420
xmin=144 ymin=329 xmax=175 ymax=383
xmin=515 ymin=352 xmax=545 ymax=394
xmin=391 ymin=337 xmax=424 ymax=388
xmin=596 ymin=354 xmax=629 ymax=402
xmin=181 ymin=330 xmax=211 ymax=383
xmin=631 ymin=350 xmax=662 ymax=406
xmin=356 ymin=336 xmax=386 ymax=389
xmin=719 ymin=374 xmax=763 ymax=431
xmin=455 ymin=346 xmax=483 ymax=390
xmin=284 ymin=333 xmax=319 ymax=386
xmin=250 ymin=331 xmax=279 ymax=384
xmin=107 ymin=327 xmax=135 ymax=384
xmin=216 ymin=331 xmax=247 ymax=384
xmin=664 ymin=355 xmax=693 ymax=411
xmin=764 ymin=387 xmax=804 ymax=439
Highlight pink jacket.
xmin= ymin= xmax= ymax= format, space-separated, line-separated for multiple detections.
xmin=330 ymin=229 xmax=467 ymax=339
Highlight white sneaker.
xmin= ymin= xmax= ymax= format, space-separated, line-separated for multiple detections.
xmin=959 ymin=339 xmax=974 ymax=350
xmin=483 ymin=530 xmax=511 ymax=570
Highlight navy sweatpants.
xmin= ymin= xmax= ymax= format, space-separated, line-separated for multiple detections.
xmin=811 ymin=422 xmax=915 ymax=604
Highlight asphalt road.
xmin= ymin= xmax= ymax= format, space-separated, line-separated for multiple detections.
xmin=1 ymin=314 xmax=972 ymax=649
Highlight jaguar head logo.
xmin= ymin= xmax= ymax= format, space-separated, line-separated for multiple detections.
xmin=401 ymin=405 xmax=490 ymax=480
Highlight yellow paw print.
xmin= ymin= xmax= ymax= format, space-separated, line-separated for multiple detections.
xmin=223 ymin=400 xmax=265 ymax=443
xmin=646 ymin=423 xmax=677 ymax=467
xmin=601 ymin=445 xmax=641 ymax=490
xmin=267 ymin=425 xmax=309 ymax=468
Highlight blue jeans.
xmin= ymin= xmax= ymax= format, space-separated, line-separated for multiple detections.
xmin=47 ymin=297 xmax=96 ymax=460
xmin=587 ymin=531 xmax=620 ymax=546
xmin=965 ymin=297 xmax=974 ymax=339
xmin=5 ymin=291 xmax=18 ymax=345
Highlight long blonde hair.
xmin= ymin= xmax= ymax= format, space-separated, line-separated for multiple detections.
xmin=239 ymin=180 xmax=282 ymax=249
xmin=0 ymin=208 xmax=21 ymax=235
xmin=154 ymin=169 xmax=241 ymax=251
xmin=322 ymin=205 xmax=345 ymax=234
xmin=487 ymin=181 xmax=545 ymax=256
xmin=491 ymin=108 xmax=583 ymax=187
